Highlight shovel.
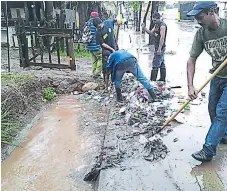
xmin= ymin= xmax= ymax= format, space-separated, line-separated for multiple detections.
xmin=159 ymin=58 xmax=227 ymax=133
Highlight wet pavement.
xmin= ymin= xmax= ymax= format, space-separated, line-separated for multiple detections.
xmin=1 ymin=9 xmax=227 ymax=191
xmin=97 ymin=12 xmax=227 ymax=191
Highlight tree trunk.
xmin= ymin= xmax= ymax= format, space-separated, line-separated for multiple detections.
xmin=137 ymin=1 xmax=142 ymax=32
xmin=45 ymin=1 xmax=54 ymax=27
xmin=142 ymin=1 xmax=151 ymax=33
xmin=78 ymin=1 xmax=88 ymax=29
xmin=149 ymin=1 xmax=159 ymax=45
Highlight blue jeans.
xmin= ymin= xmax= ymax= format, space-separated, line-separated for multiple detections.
xmin=152 ymin=46 xmax=166 ymax=69
xmin=114 ymin=58 xmax=152 ymax=90
xmin=204 ymin=77 xmax=227 ymax=155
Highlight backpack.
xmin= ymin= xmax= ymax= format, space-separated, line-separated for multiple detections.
xmin=81 ymin=21 xmax=93 ymax=43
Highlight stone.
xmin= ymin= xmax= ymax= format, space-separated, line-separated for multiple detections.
xmin=119 ymin=107 xmax=126 ymax=115
xmin=73 ymin=91 xmax=79 ymax=95
xmin=82 ymin=82 xmax=99 ymax=92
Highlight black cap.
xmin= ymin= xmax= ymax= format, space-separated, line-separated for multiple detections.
xmin=93 ymin=17 xmax=102 ymax=28
xmin=152 ymin=12 xmax=161 ymax=19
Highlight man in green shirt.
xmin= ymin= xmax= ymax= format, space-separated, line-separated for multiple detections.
xmin=187 ymin=1 xmax=227 ymax=162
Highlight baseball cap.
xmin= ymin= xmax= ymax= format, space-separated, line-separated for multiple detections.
xmin=187 ymin=1 xmax=217 ymax=17
xmin=90 ymin=12 xmax=99 ymax=18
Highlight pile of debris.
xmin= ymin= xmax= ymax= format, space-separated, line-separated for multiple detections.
xmin=84 ymin=75 xmax=176 ymax=181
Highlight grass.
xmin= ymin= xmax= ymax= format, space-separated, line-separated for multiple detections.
xmin=1 ymin=73 xmax=35 ymax=146
xmin=59 ymin=44 xmax=91 ymax=58
xmin=1 ymin=99 xmax=20 ymax=146
xmin=1 ymin=73 xmax=35 ymax=86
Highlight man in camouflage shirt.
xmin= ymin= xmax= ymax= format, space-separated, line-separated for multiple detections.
xmin=187 ymin=1 xmax=227 ymax=162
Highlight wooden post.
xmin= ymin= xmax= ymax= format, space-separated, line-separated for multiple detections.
xmin=5 ymin=1 xmax=10 ymax=72
xmin=68 ymin=37 xmax=76 ymax=70
xmin=32 ymin=2 xmax=38 ymax=46
xmin=56 ymin=37 xmax=61 ymax=64
xmin=65 ymin=24 xmax=69 ymax=57
xmin=47 ymin=36 xmax=52 ymax=63
xmin=29 ymin=22 xmax=36 ymax=62
xmin=60 ymin=11 xmax=66 ymax=51
xmin=37 ymin=22 xmax=44 ymax=63
xmin=16 ymin=9 xmax=28 ymax=68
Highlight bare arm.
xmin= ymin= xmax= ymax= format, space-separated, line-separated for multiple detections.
xmin=101 ymin=43 xmax=115 ymax=53
xmin=187 ymin=56 xmax=198 ymax=100
xmin=158 ymin=26 xmax=166 ymax=51
xmin=143 ymin=25 xmax=155 ymax=35
xmin=187 ymin=57 xmax=197 ymax=87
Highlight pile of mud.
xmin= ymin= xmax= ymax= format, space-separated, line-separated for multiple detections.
xmin=84 ymin=75 xmax=175 ymax=181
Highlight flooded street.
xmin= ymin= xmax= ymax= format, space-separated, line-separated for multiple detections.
xmin=1 ymin=8 xmax=227 ymax=191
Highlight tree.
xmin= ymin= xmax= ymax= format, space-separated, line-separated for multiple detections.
xmin=130 ymin=1 xmax=140 ymax=31
xmin=78 ymin=1 xmax=89 ymax=29
xmin=138 ymin=1 xmax=143 ymax=31
xmin=142 ymin=1 xmax=151 ymax=34
xmin=149 ymin=1 xmax=159 ymax=45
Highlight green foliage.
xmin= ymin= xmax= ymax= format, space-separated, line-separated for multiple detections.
xmin=43 ymin=87 xmax=56 ymax=101
xmin=59 ymin=44 xmax=90 ymax=58
xmin=130 ymin=1 xmax=140 ymax=12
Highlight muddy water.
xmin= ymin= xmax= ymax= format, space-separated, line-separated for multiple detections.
xmin=1 ymin=95 xmax=94 ymax=191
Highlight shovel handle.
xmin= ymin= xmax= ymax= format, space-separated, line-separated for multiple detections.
xmin=161 ymin=58 xmax=227 ymax=130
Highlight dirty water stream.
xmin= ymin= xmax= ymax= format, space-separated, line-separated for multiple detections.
xmin=1 ymin=95 xmax=109 ymax=191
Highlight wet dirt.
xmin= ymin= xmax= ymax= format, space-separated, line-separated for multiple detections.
xmin=1 ymin=95 xmax=110 ymax=191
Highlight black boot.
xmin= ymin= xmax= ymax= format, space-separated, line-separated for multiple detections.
xmin=150 ymin=69 xmax=158 ymax=81
xmin=191 ymin=149 xmax=213 ymax=162
xmin=115 ymin=88 xmax=123 ymax=102
xmin=158 ymin=68 xmax=166 ymax=82
xmin=147 ymin=89 xmax=157 ymax=102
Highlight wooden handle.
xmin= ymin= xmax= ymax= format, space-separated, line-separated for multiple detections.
xmin=161 ymin=58 xmax=227 ymax=130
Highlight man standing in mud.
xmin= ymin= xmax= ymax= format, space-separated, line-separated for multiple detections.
xmin=104 ymin=49 xmax=157 ymax=102
xmin=186 ymin=1 xmax=227 ymax=162
xmin=142 ymin=12 xmax=167 ymax=82
xmin=93 ymin=17 xmax=120 ymax=81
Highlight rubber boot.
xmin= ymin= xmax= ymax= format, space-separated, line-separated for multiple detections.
xmin=116 ymin=88 xmax=123 ymax=102
xmin=150 ymin=69 xmax=158 ymax=81
xmin=158 ymin=68 xmax=166 ymax=82
xmin=147 ymin=89 xmax=157 ymax=102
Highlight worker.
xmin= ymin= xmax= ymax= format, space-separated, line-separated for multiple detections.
xmin=93 ymin=17 xmax=120 ymax=82
xmin=87 ymin=12 xmax=102 ymax=78
xmin=186 ymin=1 xmax=227 ymax=162
xmin=104 ymin=49 xmax=157 ymax=102
xmin=141 ymin=12 xmax=167 ymax=82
